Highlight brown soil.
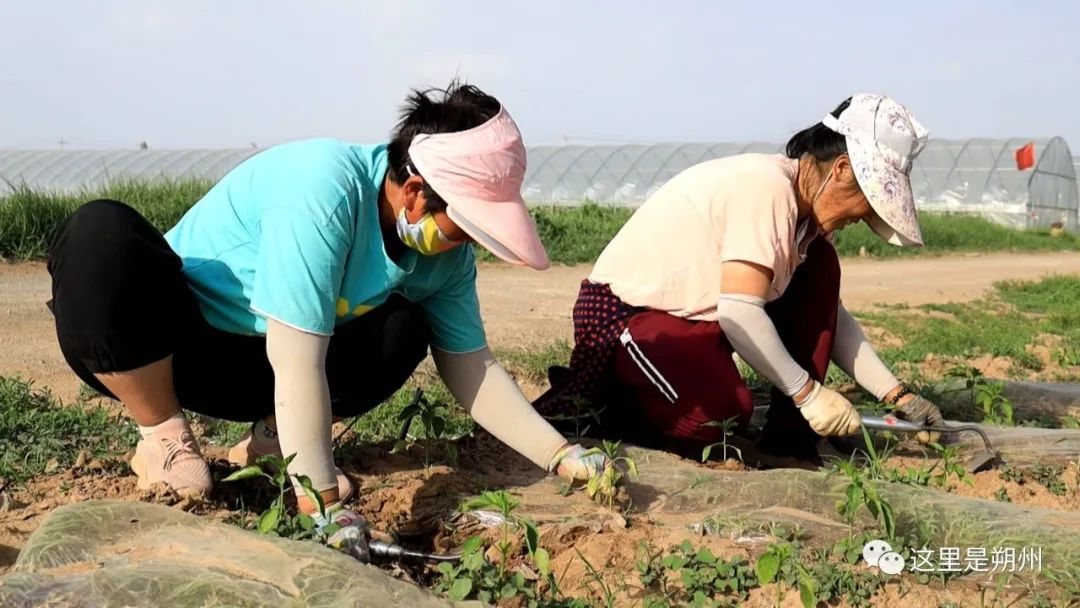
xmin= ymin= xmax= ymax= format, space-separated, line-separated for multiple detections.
xmin=883 ymin=455 xmax=1080 ymax=513
xmin=910 ymin=333 xmax=1080 ymax=384
xmin=1026 ymin=334 xmax=1080 ymax=382
xmin=916 ymin=353 xmax=1018 ymax=380
xmin=951 ymin=469 xmax=1080 ymax=511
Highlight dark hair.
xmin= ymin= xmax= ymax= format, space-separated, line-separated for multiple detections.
xmin=387 ymin=79 xmax=502 ymax=213
xmin=785 ymin=97 xmax=852 ymax=162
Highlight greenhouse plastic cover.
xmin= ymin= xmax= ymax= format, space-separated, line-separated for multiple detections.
xmin=1 ymin=138 xmax=1077 ymax=229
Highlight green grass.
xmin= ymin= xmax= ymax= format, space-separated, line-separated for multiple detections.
xmin=475 ymin=204 xmax=633 ymax=265
xmin=772 ymin=275 xmax=1080 ymax=419
xmin=831 ymin=213 xmax=1080 ymax=258
xmin=0 ymin=180 xmax=211 ymax=260
xmin=336 ymin=344 xmax=571 ymax=449
xmin=493 ymin=340 xmax=573 ymax=385
xmin=0 ymin=339 xmax=567 ymax=464
xmin=335 ymin=380 xmax=475 ymax=455
xmin=3 ymin=180 xmax=1079 ymax=263
xmin=0 ymin=376 xmax=138 ymax=485
xmin=190 ymin=415 xmax=250 ymax=447
xmin=856 ymin=275 xmax=1080 ymax=377
xmin=997 ymin=275 xmax=1080 ymax=343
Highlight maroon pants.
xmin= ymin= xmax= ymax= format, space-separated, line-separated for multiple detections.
xmin=603 ymin=238 xmax=841 ymax=446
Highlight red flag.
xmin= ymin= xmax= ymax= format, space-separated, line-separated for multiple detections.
xmin=1015 ymin=142 xmax=1036 ymax=171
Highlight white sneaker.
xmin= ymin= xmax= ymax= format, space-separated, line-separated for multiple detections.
xmin=130 ymin=417 xmax=213 ymax=497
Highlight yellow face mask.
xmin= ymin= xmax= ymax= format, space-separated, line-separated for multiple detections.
xmin=395 ymin=208 xmax=458 ymax=255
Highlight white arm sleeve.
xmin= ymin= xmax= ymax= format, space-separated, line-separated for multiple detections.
xmin=716 ymin=293 xmax=809 ymax=397
xmin=831 ymin=303 xmax=901 ymax=401
xmin=433 ymin=347 xmax=568 ymax=471
xmin=265 ymin=318 xmax=338 ymax=493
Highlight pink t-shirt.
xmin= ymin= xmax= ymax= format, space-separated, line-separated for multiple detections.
xmin=589 ymin=153 xmax=820 ymax=321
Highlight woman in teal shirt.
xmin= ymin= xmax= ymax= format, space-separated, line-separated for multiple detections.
xmin=47 ymin=82 xmax=606 ymax=552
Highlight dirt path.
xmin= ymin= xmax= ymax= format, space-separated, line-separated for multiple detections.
xmin=474 ymin=250 xmax=1080 ymax=351
xmin=3 ymin=251 xmax=1080 ymax=402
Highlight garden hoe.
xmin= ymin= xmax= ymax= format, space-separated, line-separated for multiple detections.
xmin=360 ymin=540 xmax=461 ymax=564
xmin=341 ymin=538 xmax=461 ymax=565
xmin=859 ymin=415 xmax=1002 ymax=473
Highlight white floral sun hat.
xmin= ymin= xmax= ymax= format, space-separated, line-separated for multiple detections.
xmin=822 ymin=94 xmax=930 ymax=246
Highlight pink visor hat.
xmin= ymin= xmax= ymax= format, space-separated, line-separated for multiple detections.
xmin=408 ymin=105 xmax=550 ymax=270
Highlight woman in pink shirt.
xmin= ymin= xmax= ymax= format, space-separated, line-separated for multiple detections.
xmin=534 ymin=94 xmax=944 ymax=463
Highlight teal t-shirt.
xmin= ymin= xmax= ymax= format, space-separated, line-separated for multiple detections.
xmin=163 ymin=138 xmax=487 ymax=354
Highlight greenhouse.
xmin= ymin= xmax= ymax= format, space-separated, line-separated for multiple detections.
xmin=1 ymin=137 xmax=1077 ymax=229
xmin=522 ymin=138 xmax=1079 ymax=230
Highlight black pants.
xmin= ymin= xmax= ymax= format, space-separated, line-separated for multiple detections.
xmin=47 ymin=199 xmax=431 ymax=422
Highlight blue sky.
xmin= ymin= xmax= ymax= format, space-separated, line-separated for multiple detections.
xmin=2 ymin=1 xmax=1077 ymax=149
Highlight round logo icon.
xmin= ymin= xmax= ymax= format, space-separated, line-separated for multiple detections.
xmin=862 ymin=539 xmax=893 ymax=567
xmin=878 ymin=551 xmax=906 ymax=575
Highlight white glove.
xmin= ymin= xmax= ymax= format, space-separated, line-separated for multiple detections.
xmin=796 ymin=382 xmax=862 ymax=437
xmin=548 ymin=444 xmax=607 ymax=482
xmin=315 ymin=506 xmax=371 ymax=561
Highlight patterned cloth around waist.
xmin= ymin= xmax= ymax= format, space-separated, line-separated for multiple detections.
xmin=533 ymin=280 xmax=641 ymax=419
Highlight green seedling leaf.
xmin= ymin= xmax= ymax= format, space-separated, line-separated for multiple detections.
xmin=880 ymin=501 xmax=896 ymax=541
xmin=222 ymin=465 xmax=264 ymax=482
xmin=680 ymin=568 xmax=697 ymax=588
xmin=297 ymin=513 xmax=316 ymax=532
xmin=462 ymin=550 xmax=485 ymax=571
xmin=799 ymin=575 xmax=817 ymax=608
xmin=432 ymin=416 xmax=446 ymax=438
xmin=460 ymin=490 xmax=512 ymax=514
xmin=256 ymin=454 xmax=283 ymax=470
xmin=258 ymin=507 xmax=281 ymax=535
xmin=524 ymin=520 xmax=540 ymax=556
xmin=695 ymin=547 xmax=717 ymax=564
xmin=860 ymin=425 xmax=878 ymax=462
xmin=449 ymin=577 xmax=473 ymax=601
xmin=660 ymin=555 xmax=687 ymax=570
xmin=461 ymin=536 xmax=485 ymax=554
xmin=397 ymin=405 xmax=420 ymax=422
xmin=534 ymin=547 xmax=551 ymax=578
xmin=756 ymin=552 xmax=780 ymax=585
xmin=701 ymin=444 xmax=714 ymax=462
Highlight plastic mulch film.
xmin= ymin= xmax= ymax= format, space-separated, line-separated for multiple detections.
xmin=619 ymin=448 xmax=1079 ymax=581
xmin=0 ymin=500 xmax=457 ymax=608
